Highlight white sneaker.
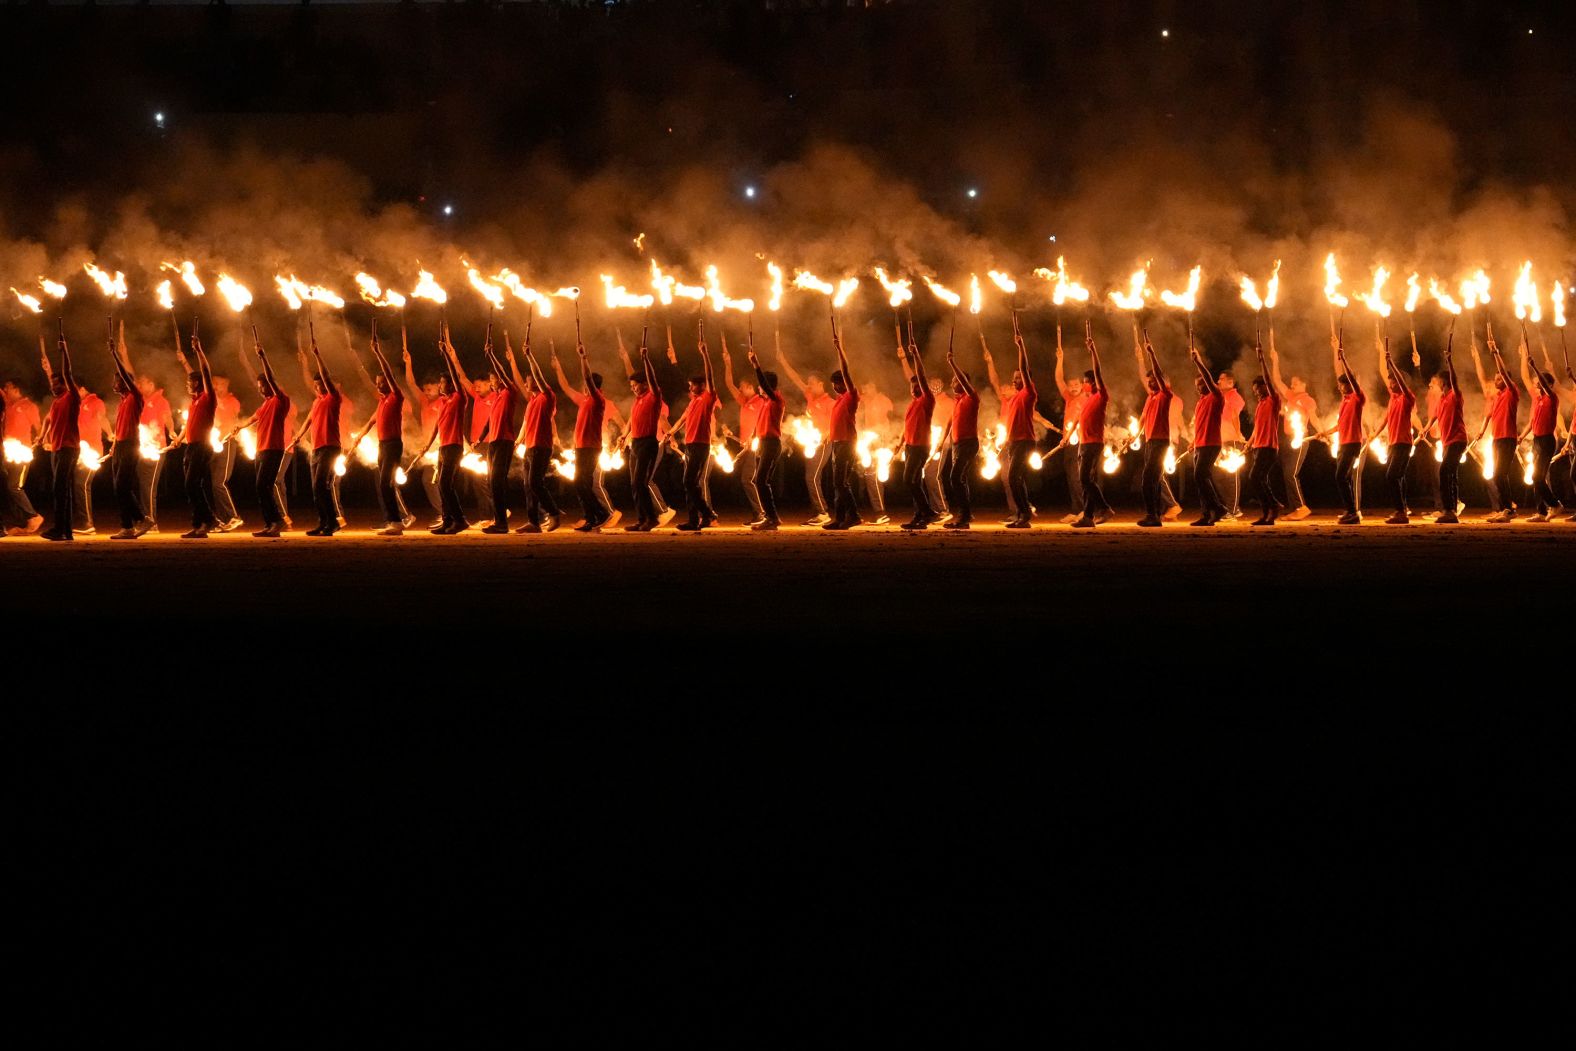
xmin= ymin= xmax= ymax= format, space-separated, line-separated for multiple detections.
xmin=377 ymin=523 xmax=404 ymax=536
xmin=657 ymin=507 xmax=677 ymax=526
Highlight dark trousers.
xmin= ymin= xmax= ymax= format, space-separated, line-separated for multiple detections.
xmin=111 ymin=441 xmax=144 ymax=528
xmin=1529 ymin=434 xmax=1557 ymax=514
xmin=1386 ymin=441 xmax=1413 ymax=513
xmin=1289 ymin=442 xmax=1312 ymax=508
xmin=754 ymin=436 xmax=781 ymax=521
xmin=1140 ymin=438 xmax=1168 ymax=518
xmin=1336 ymin=442 xmax=1362 ymax=514
xmin=681 ymin=441 xmax=714 ymax=525
xmin=828 ymin=440 xmax=859 ymax=524
xmin=904 ymin=443 xmax=933 ymax=521
xmin=49 ymin=446 xmax=79 ymax=535
xmin=487 ymin=439 xmax=514 ymax=526
xmin=737 ymin=447 xmax=764 ymax=520
xmin=210 ymin=439 xmax=238 ymax=524
xmin=139 ymin=456 xmax=162 ymax=524
xmin=310 ymin=445 xmax=341 ymax=531
xmin=807 ymin=444 xmax=830 ymax=515
xmin=1005 ymin=439 xmax=1035 ymax=521
xmin=1439 ymin=441 xmax=1466 ymax=514
xmin=2 ymin=460 xmax=37 ymax=525
xmin=1249 ymin=446 xmax=1280 ymax=516
xmin=1078 ymin=444 xmax=1109 ymax=520
xmin=944 ymin=438 xmax=979 ymax=522
xmin=184 ymin=442 xmax=216 ymax=529
xmin=1193 ymin=445 xmax=1225 ymax=517
xmin=1491 ymin=437 xmax=1517 ymax=512
xmin=573 ymin=446 xmax=613 ymax=524
xmin=72 ymin=458 xmax=95 ymax=531
xmin=255 ymin=449 xmax=285 ymax=527
xmin=436 ymin=445 xmax=466 ymax=527
xmin=377 ymin=438 xmax=404 ymax=524
xmin=418 ymin=461 xmax=441 ymax=515
xmin=629 ymin=436 xmax=660 ymax=525
xmin=1063 ymin=443 xmax=1084 ymax=512
xmin=524 ymin=444 xmax=561 ymax=524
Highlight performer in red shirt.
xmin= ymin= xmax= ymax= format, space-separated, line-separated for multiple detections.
xmin=105 ymin=330 xmax=153 ymax=539
xmin=1185 ymin=346 xmax=1226 ymax=526
xmin=409 ymin=331 xmax=472 ymax=534
xmin=285 ymin=326 xmax=345 ymax=536
xmin=1246 ymin=340 xmax=1285 ymax=526
xmin=1377 ymin=340 xmax=1418 ymax=524
xmin=512 ymin=338 xmax=562 ymax=533
xmin=942 ymin=346 xmax=980 ymax=529
xmin=776 ymin=347 xmax=836 ymax=523
xmin=0 ymin=378 xmax=43 ymax=534
xmin=1053 ymin=337 xmax=1088 ymax=521
xmin=1070 ymin=326 xmax=1114 ymax=528
xmin=69 ymin=380 xmax=108 ymax=534
xmin=998 ymin=314 xmax=1040 ymax=529
xmin=1268 ymin=339 xmax=1320 ymax=520
xmin=720 ymin=337 xmax=769 ymax=526
xmin=1311 ymin=342 xmax=1366 ymax=524
xmin=1418 ymin=339 xmax=1469 ymax=524
xmin=474 ymin=329 xmax=522 ymax=534
xmin=344 ymin=323 xmax=411 ymax=535
xmin=621 ymin=336 xmax=669 ymax=531
xmin=403 ymin=328 xmax=446 ymax=526
xmin=745 ymin=343 xmax=785 ymax=530
xmin=674 ymin=326 xmax=718 ymax=531
xmin=1474 ymin=334 xmax=1520 ymax=522
xmin=1135 ymin=333 xmax=1174 ymax=528
xmin=163 ymin=330 xmax=219 ymax=538
xmin=38 ymin=329 xmax=83 ymax=540
xmin=896 ymin=342 xmax=938 ymax=529
xmin=823 ymin=326 xmax=862 ymax=530
xmin=228 ymin=335 xmax=291 ymax=537
xmin=549 ymin=343 xmax=617 ymax=532
xmin=209 ymin=375 xmax=244 ymax=530
xmin=1515 ymin=340 xmax=1561 ymax=521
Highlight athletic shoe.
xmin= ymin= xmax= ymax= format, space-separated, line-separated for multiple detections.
xmin=5 ymin=527 xmax=28 ymax=536
xmin=252 ymin=525 xmax=281 ymax=538
xmin=744 ymin=517 xmax=767 ymax=528
xmin=899 ymin=520 xmax=927 ymax=530
xmin=377 ymin=524 xmax=403 ymax=536
xmin=42 ymin=531 xmax=72 ymax=541
xmin=657 ymin=508 xmax=677 ymax=527
xmin=1070 ymin=517 xmax=1095 ymax=529
xmin=1336 ymin=513 xmax=1360 ymax=525
xmin=134 ymin=517 xmax=156 ymax=537
xmin=180 ymin=527 xmax=209 ymax=539
xmin=1384 ymin=513 xmax=1409 ymax=525
xmin=1286 ymin=505 xmax=1312 ymax=520
xmin=676 ymin=522 xmax=702 ymax=531
xmin=604 ymin=510 xmax=622 ymax=529
xmin=543 ymin=514 xmax=561 ymax=532
xmin=1223 ymin=510 xmax=1244 ymax=521
xmin=1526 ymin=513 xmax=1549 ymax=523
xmin=429 ymin=522 xmax=451 ymax=534
xmin=924 ymin=511 xmax=948 ymax=525
xmin=1189 ymin=517 xmax=1215 ymax=527
xmin=515 ymin=522 xmax=542 ymax=533
xmin=1095 ymin=508 xmax=1113 ymax=524
xmin=1163 ymin=504 xmax=1183 ymax=521
xmin=1250 ymin=517 xmax=1272 ymax=526
xmin=305 ymin=528 xmax=326 ymax=537
xmin=573 ymin=521 xmax=600 ymax=532
xmin=110 ymin=528 xmax=138 ymax=540
xmin=822 ymin=520 xmax=852 ymax=530
xmin=481 ymin=523 xmax=510 ymax=534
xmin=1434 ymin=512 xmax=1459 ymax=524
xmin=281 ymin=515 xmax=293 ymax=529
xmin=24 ymin=514 xmax=44 ymax=534
xmin=402 ymin=514 xmax=416 ymax=529
xmin=1060 ymin=513 xmax=1080 ymax=524
xmin=750 ymin=519 xmax=779 ymax=531
xmin=1136 ymin=516 xmax=1162 ymax=527
xmin=942 ymin=519 xmax=970 ymax=530
xmin=1004 ymin=519 xmax=1031 ymax=529
xmin=873 ymin=514 xmax=890 ymax=525
xmin=1486 ymin=510 xmax=1511 ymax=523
xmin=215 ymin=517 xmax=243 ymax=533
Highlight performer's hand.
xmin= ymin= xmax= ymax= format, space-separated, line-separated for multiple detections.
xmin=666 ymin=346 xmax=678 ymax=365
xmin=401 ymin=346 xmax=411 ymax=364
xmin=576 ymin=343 xmax=586 ymax=359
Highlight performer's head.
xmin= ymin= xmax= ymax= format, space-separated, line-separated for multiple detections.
xmin=1492 ymin=370 xmax=1507 ymax=391
xmin=687 ymin=374 xmax=706 ymax=396
xmin=523 ymin=372 xmax=539 ymax=395
xmin=1431 ymin=371 xmax=1450 ymax=392
xmin=1012 ymin=369 xmax=1025 ymax=391
xmin=908 ymin=371 xmax=923 ymax=398
xmin=213 ymin=376 xmax=230 ymax=396
xmin=1385 ymin=370 xmax=1402 ymax=394
xmin=1144 ymin=370 xmax=1161 ymax=393
xmin=113 ymin=372 xmax=130 ymax=396
xmin=951 ymin=369 xmax=971 ymax=396
xmin=628 ymin=373 xmax=648 ymax=396
xmin=373 ymin=372 xmax=391 ymax=395
xmin=759 ymin=370 xmax=778 ymax=394
xmin=50 ymin=372 xmax=68 ymax=396
xmin=805 ymin=373 xmax=827 ymax=396
xmin=186 ymin=371 xmax=203 ymax=396
xmin=1194 ymin=374 xmax=1210 ymax=396
xmin=830 ymin=370 xmax=847 ymax=394
xmin=1252 ymin=376 xmax=1270 ymax=399
xmin=1217 ymin=371 xmax=1236 ymax=390
xmin=1288 ymin=373 xmax=1308 ymax=393
xmin=1336 ymin=375 xmax=1352 ymax=395
xmin=471 ymin=376 xmax=492 ymax=397
xmin=739 ymin=377 xmax=756 ymax=399
xmin=311 ymin=375 xmax=328 ymax=396
xmin=928 ymin=376 xmax=945 ymax=396
xmin=1 ymin=379 xmax=21 ymax=403
xmin=1083 ymin=369 xmax=1096 ymax=389
xmin=436 ymin=373 xmax=454 ymax=396
xmin=135 ymin=374 xmax=157 ymax=396
xmin=254 ymin=374 xmax=271 ymax=397
xmin=1067 ymin=373 xmax=1086 ymax=396
xmin=1538 ymin=370 xmax=1555 ymax=392
xmin=589 ymin=372 xmax=603 ymax=390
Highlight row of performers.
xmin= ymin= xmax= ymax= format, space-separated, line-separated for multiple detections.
xmin=3 ymin=319 xmax=1572 ymax=539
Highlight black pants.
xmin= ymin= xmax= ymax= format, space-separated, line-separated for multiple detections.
xmin=681 ymin=441 xmax=714 ymax=525
xmin=1491 ymin=437 xmax=1517 ymax=512
xmin=1078 ymin=444 xmax=1110 ymax=520
xmin=828 ymin=440 xmax=859 ymax=524
xmin=72 ymin=457 xmax=95 ymax=531
xmin=184 ymin=442 xmax=216 ymax=529
xmin=1386 ymin=441 xmax=1413 ymax=513
xmin=1193 ymin=445 xmax=1225 ymax=517
xmin=310 ymin=445 xmax=341 ymax=531
xmin=254 ymin=449 xmax=285 ymax=527
xmin=572 ymin=446 xmax=612 ymax=525
xmin=944 ymin=438 xmax=979 ymax=522
xmin=1063 ymin=443 xmax=1084 ymax=513
xmin=1439 ymin=441 xmax=1466 ymax=514
xmin=754 ymin=436 xmax=781 ymax=522
xmin=49 ymin=446 xmax=79 ymax=536
xmin=210 ymin=438 xmax=238 ymax=524
xmin=736 ymin=447 xmax=763 ymax=520
xmin=1249 ymin=446 xmax=1280 ymax=516
xmin=487 ymin=439 xmax=514 ymax=526
xmin=1005 ymin=439 xmax=1035 ymax=521
xmin=436 ymin=445 xmax=466 ymax=527
xmin=138 ymin=456 xmax=162 ymax=525
xmin=904 ymin=443 xmax=933 ymax=521
xmin=377 ymin=437 xmax=404 ymax=524
xmin=1140 ymin=438 xmax=1168 ymax=518
xmin=524 ymin=444 xmax=561 ymax=525
xmin=1289 ymin=442 xmax=1312 ymax=508
xmin=806 ymin=444 xmax=829 ymax=515
xmin=629 ymin=436 xmax=660 ymax=525
xmin=1336 ymin=442 xmax=1362 ymax=514
xmin=111 ymin=440 xmax=144 ymax=528
xmin=1528 ymin=434 xmax=1556 ymax=514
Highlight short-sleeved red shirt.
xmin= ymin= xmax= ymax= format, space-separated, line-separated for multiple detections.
xmin=630 ymin=389 xmax=664 ymax=439
xmin=682 ymin=390 xmax=717 ymax=445
xmin=1140 ymin=388 xmax=1173 ymax=441
xmin=375 ymin=389 xmax=404 ymax=442
xmin=1079 ymin=390 xmax=1109 ymax=444
xmin=1004 ymin=381 xmax=1037 ymax=442
xmin=187 ymin=392 xmax=216 ymax=441
xmin=757 ymin=389 xmax=784 ymax=439
xmin=574 ymin=386 xmax=606 ymax=449
xmin=1384 ymin=388 xmax=1416 ymax=446
xmin=309 ymin=390 xmax=343 ymax=450
xmin=829 ymin=388 xmax=860 ymax=442
xmin=953 ymin=392 xmax=980 ymax=442
xmin=113 ymin=389 xmax=144 ymax=443
xmin=1531 ymin=391 xmax=1556 ymax=437
xmin=1250 ymin=391 xmax=1282 ymax=449
xmin=1436 ymin=389 xmax=1467 ymax=445
xmin=1192 ymin=391 xmax=1223 ymax=447
xmin=256 ymin=393 xmax=291 ymax=451
xmin=1336 ymin=389 xmax=1366 ymax=445
xmin=486 ymin=387 xmax=518 ymax=444
xmin=902 ymin=391 xmax=935 ymax=446
xmin=1487 ymin=385 xmax=1519 ymax=440
xmin=45 ymin=388 xmax=82 ymax=451
xmin=436 ymin=391 xmax=466 ymax=447
xmin=524 ymin=389 xmax=556 ymax=449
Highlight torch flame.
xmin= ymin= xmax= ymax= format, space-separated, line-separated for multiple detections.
xmin=155 ymin=280 xmax=174 ymax=311
xmin=1353 ymin=265 xmax=1392 ymax=318
xmin=493 ymin=269 xmax=554 ymax=316
xmin=1512 ymin=261 xmax=1542 ymax=323
xmin=711 ymin=442 xmax=737 ymax=474
xmin=1265 ymin=259 xmax=1281 ymax=310
xmin=872 ymin=267 xmax=913 ymax=308
xmin=11 ymin=288 xmax=42 ymax=314
xmin=600 ymin=274 xmax=654 ymax=310
xmin=354 ymin=273 xmax=407 ymax=309
xmin=1159 ymin=265 xmax=1202 ymax=312
xmin=83 ymin=263 xmax=129 ymax=300
xmin=1459 ymin=269 xmax=1491 ymax=311
xmin=1323 ymin=253 xmax=1349 ymax=309
xmin=1553 ymin=281 xmax=1566 ymax=328
xmin=1239 ymin=276 xmax=1263 ymax=313
xmin=274 ymin=275 xmax=304 ymax=311
xmin=766 ymin=261 xmax=784 ymax=312
xmin=238 ymin=427 xmax=257 ymax=461
xmin=3 ymin=437 xmax=34 ymax=463
xmin=215 ymin=274 xmax=253 ymax=313
xmin=1108 ymin=262 xmax=1152 ymax=311
xmin=968 ymin=274 xmax=983 ymax=315
xmin=650 ymin=260 xmax=676 ymax=305
xmin=987 ymin=270 xmax=1017 ymax=295
xmin=161 ymin=261 xmax=205 ymax=296
xmin=792 ymin=269 xmax=834 ymax=296
xmin=275 ymin=274 xmax=345 ymax=311
xmin=39 ymin=277 xmax=67 ymax=300
xmin=464 ymin=266 xmax=506 ymax=309
xmin=1428 ymin=277 xmax=1462 ymax=315
xmin=409 ymin=269 xmax=449 ymax=306
xmin=1404 ymin=272 xmax=1422 ymax=314
xmin=832 ymin=277 xmax=860 ymax=310
xmin=1289 ymin=410 xmax=1306 ymax=449
xmin=1033 ymin=256 xmax=1090 ymax=306
xmin=922 ymin=276 xmax=961 ymax=308
xmin=704 ymin=266 xmax=754 ymax=313
xmin=789 ymin=415 xmax=823 ymax=459
xmin=1218 ymin=447 xmax=1247 ymax=473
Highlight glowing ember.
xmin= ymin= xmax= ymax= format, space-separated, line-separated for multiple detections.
xmin=1368 ymin=434 xmax=1389 ymax=465
xmin=1127 ymin=414 xmax=1142 ymax=452
xmin=460 ymin=451 xmax=489 ymax=475
xmin=11 ymin=288 xmax=42 ymax=313
xmin=922 ymin=276 xmax=962 ymax=308
xmin=394 ymin=467 xmax=408 ymax=487
xmin=77 ymin=441 xmax=103 ymax=471
xmin=208 ymin=428 xmax=224 ymax=454
xmin=1159 ymin=265 xmax=1202 ymax=312
xmin=987 ymin=270 xmax=1017 ymax=295
xmin=137 ymin=423 xmax=163 ymax=461
xmin=1354 ymin=265 xmax=1391 ymax=317
xmin=872 ymin=267 xmax=913 ymax=308
xmin=333 ymin=453 xmax=348 ymax=478
xmin=1033 ymin=257 xmax=1090 ymax=305
xmin=555 ymin=448 xmax=577 ymax=480
xmin=1479 ymin=438 xmax=1495 ymax=480
xmin=238 ymin=428 xmax=257 ymax=461
xmin=1029 ymin=451 xmax=1043 ymax=470
xmin=601 ymin=274 xmax=654 ymax=310
xmin=83 ymin=263 xmax=129 ymax=300
xmin=766 ymin=262 xmax=785 ymax=312
xmin=1108 ymin=263 xmax=1151 ymax=311
xmin=1163 ymin=444 xmax=1177 ymax=475
xmin=155 ymin=280 xmax=174 ymax=311
xmin=409 ymin=269 xmax=449 ymax=306
xmin=979 ymin=422 xmax=1008 ymax=479
xmin=1323 ymin=253 xmax=1349 ymax=309
xmin=1428 ymin=278 xmax=1463 ymax=315
xmin=1101 ymin=444 xmax=1121 ymax=475
xmin=3 ymin=437 xmax=34 ymax=464
xmin=1404 ymin=272 xmax=1422 ymax=314
xmin=1512 ymin=261 xmax=1542 ymax=323
xmin=598 ymin=447 xmax=625 ymax=472
xmin=215 ymin=274 xmax=253 ymax=313
xmin=356 ymin=433 xmax=380 ymax=467
xmin=355 ymin=273 xmax=407 ymax=309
